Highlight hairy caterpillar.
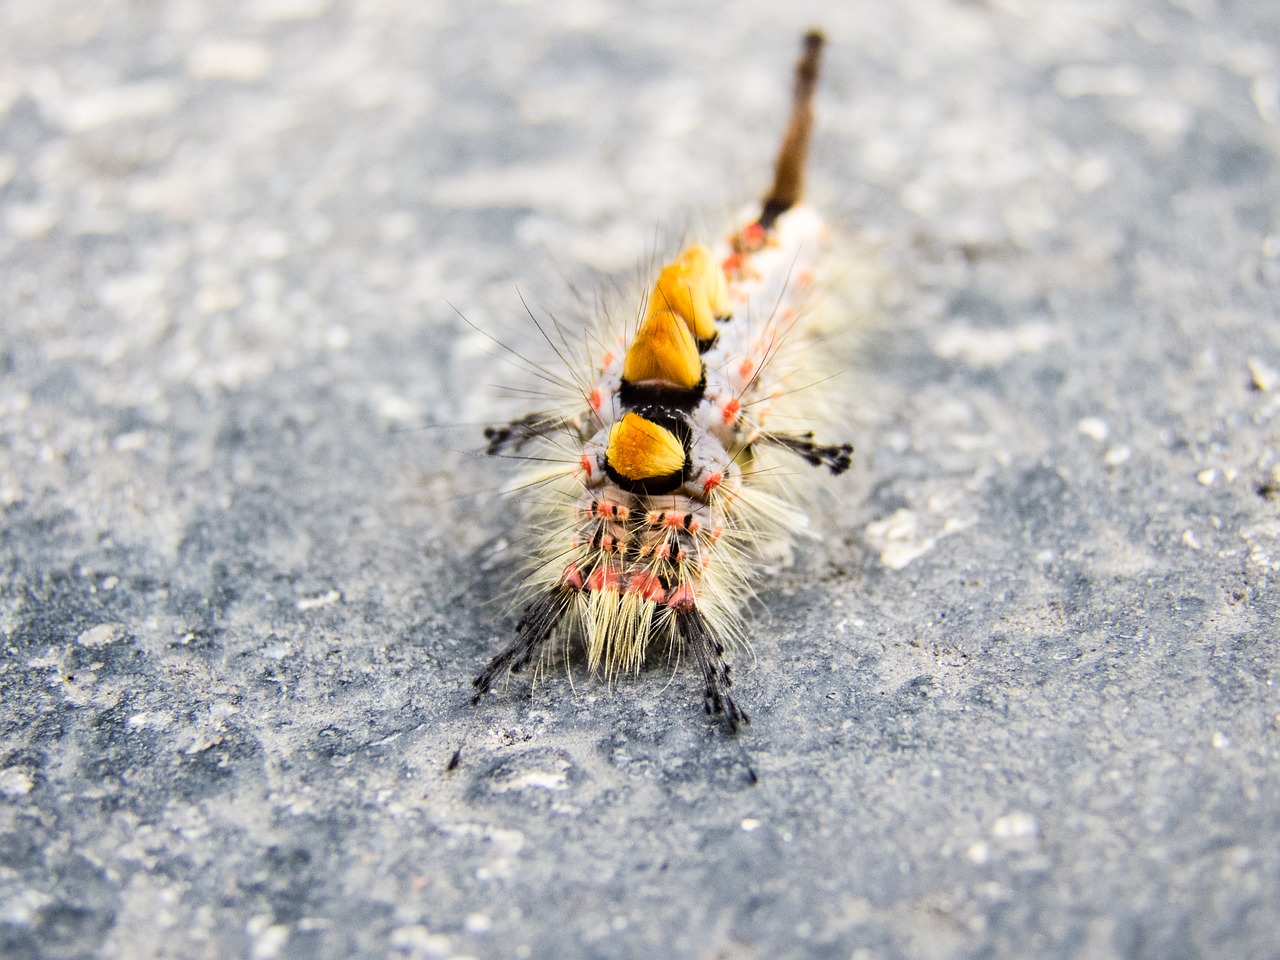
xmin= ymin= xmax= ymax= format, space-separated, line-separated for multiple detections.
xmin=471 ymin=31 xmax=850 ymax=732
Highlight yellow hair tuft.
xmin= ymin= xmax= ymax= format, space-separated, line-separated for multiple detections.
xmin=622 ymin=308 xmax=702 ymax=389
xmin=648 ymin=245 xmax=730 ymax=343
xmin=605 ymin=413 xmax=685 ymax=482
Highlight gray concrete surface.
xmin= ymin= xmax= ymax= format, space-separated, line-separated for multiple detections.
xmin=2 ymin=1 xmax=1278 ymax=958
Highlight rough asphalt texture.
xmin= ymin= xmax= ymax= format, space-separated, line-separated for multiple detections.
xmin=2 ymin=2 xmax=1278 ymax=958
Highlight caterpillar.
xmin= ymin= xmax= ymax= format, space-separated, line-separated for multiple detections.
xmin=470 ymin=30 xmax=851 ymax=732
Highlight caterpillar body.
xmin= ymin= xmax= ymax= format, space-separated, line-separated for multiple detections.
xmin=472 ymin=31 xmax=850 ymax=732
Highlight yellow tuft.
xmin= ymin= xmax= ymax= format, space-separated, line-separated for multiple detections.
xmin=648 ymin=245 xmax=730 ymax=343
xmin=679 ymin=244 xmax=731 ymax=324
xmin=622 ymin=308 xmax=702 ymax=389
xmin=606 ymin=413 xmax=685 ymax=482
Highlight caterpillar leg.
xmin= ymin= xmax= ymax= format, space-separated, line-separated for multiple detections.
xmin=764 ymin=431 xmax=854 ymax=475
xmin=675 ymin=605 xmax=749 ymax=733
xmin=471 ymin=587 xmax=574 ymax=704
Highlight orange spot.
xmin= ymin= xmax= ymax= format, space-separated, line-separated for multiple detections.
xmin=580 ymin=455 xmax=593 ymax=478
xmin=738 ymin=359 xmax=755 ymax=380
xmin=626 ymin=572 xmax=666 ymax=604
xmin=589 ymin=388 xmax=602 ymax=411
xmin=601 ymin=350 xmax=615 ymax=368
xmin=702 ymin=472 xmax=722 ymax=494
xmin=721 ymin=397 xmax=741 ymax=425
xmin=659 ymin=512 xmax=698 ymax=533
xmin=586 ymin=565 xmax=620 ymax=592
xmin=722 ymin=253 xmax=743 ymax=274
xmin=596 ymin=500 xmax=628 ymax=519
xmin=743 ymin=222 xmax=765 ymax=246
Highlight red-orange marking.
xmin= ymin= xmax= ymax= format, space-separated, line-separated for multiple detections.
xmin=586 ymin=565 xmax=620 ymax=592
xmin=626 ymin=571 xmax=666 ymax=604
xmin=560 ymin=563 xmax=584 ymax=590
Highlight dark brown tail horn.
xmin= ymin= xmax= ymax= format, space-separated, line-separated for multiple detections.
xmin=758 ymin=29 xmax=825 ymax=231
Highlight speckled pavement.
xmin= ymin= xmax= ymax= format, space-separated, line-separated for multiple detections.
xmin=2 ymin=2 xmax=1278 ymax=959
